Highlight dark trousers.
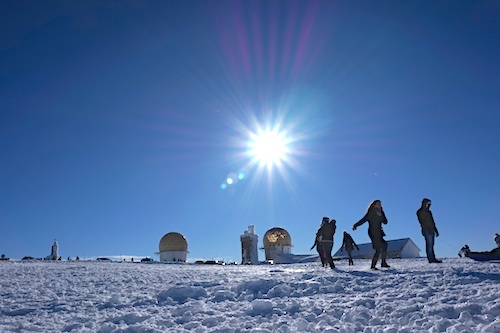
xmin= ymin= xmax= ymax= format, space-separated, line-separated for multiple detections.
xmin=346 ymin=250 xmax=354 ymax=265
xmin=316 ymin=244 xmax=325 ymax=266
xmin=373 ymin=243 xmax=388 ymax=261
xmin=370 ymin=234 xmax=388 ymax=268
xmin=321 ymin=241 xmax=335 ymax=268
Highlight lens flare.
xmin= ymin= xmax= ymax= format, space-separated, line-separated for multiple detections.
xmin=248 ymin=129 xmax=290 ymax=168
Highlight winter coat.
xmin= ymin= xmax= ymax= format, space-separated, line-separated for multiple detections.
xmin=416 ymin=199 xmax=439 ymax=237
xmin=353 ymin=209 xmax=388 ymax=241
xmin=342 ymin=232 xmax=358 ymax=252
xmin=458 ymin=245 xmax=470 ymax=258
xmin=320 ymin=221 xmax=336 ymax=243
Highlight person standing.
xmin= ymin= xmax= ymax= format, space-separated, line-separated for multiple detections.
xmin=311 ymin=219 xmax=327 ymax=267
xmin=341 ymin=231 xmax=360 ymax=265
xmin=352 ymin=200 xmax=390 ymax=270
xmin=458 ymin=244 xmax=470 ymax=258
xmin=417 ymin=198 xmax=442 ymax=263
xmin=495 ymin=233 xmax=500 ymax=248
xmin=320 ymin=217 xmax=336 ymax=269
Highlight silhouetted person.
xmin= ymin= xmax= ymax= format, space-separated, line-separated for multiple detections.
xmin=417 ymin=198 xmax=442 ymax=263
xmin=320 ymin=217 xmax=336 ymax=269
xmin=458 ymin=245 xmax=470 ymax=258
xmin=341 ymin=231 xmax=359 ymax=265
xmin=353 ymin=200 xmax=390 ymax=270
xmin=495 ymin=233 xmax=500 ymax=248
xmin=311 ymin=218 xmax=327 ymax=267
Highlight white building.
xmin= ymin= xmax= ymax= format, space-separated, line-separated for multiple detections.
xmin=45 ymin=240 xmax=59 ymax=260
xmin=157 ymin=232 xmax=188 ymax=262
xmin=241 ymin=225 xmax=259 ymax=265
xmin=333 ymin=238 xmax=421 ymax=259
xmin=273 ymin=254 xmax=319 ymax=264
xmin=262 ymin=227 xmax=292 ymax=261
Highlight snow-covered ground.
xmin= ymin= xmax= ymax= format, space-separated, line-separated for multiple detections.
xmin=1 ymin=258 xmax=499 ymax=333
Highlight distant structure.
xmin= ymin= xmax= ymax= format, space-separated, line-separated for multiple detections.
xmin=157 ymin=232 xmax=188 ymax=262
xmin=45 ymin=240 xmax=59 ymax=260
xmin=333 ymin=238 xmax=420 ymax=259
xmin=240 ymin=225 xmax=259 ymax=265
xmin=273 ymin=253 xmax=319 ymax=264
xmin=263 ymin=227 xmax=292 ymax=261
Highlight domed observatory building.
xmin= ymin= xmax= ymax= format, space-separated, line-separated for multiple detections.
xmin=158 ymin=232 xmax=188 ymax=262
xmin=263 ymin=227 xmax=292 ymax=261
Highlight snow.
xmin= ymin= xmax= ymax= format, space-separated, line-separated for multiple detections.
xmin=1 ymin=258 xmax=499 ymax=332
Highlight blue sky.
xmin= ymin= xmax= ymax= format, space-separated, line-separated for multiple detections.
xmin=1 ymin=1 xmax=499 ymax=261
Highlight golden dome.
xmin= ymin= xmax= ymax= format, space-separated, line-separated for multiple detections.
xmin=159 ymin=232 xmax=188 ymax=252
xmin=263 ymin=227 xmax=291 ymax=247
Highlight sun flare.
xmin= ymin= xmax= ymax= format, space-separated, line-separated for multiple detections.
xmin=219 ymin=110 xmax=311 ymax=191
xmin=248 ymin=129 xmax=290 ymax=168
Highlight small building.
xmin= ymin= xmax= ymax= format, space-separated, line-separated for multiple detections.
xmin=45 ymin=240 xmax=59 ymax=260
xmin=157 ymin=232 xmax=188 ymax=262
xmin=262 ymin=227 xmax=292 ymax=261
xmin=333 ymin=238 xmax=420 ymax=259
xmin=241 ymin=225 xmax=259 ymax=265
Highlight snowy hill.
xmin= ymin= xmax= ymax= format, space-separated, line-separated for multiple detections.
xmin=1 ymin=258 xmax=499 ymax=332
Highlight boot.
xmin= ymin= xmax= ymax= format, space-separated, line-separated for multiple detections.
xmin=371 ymin=256 xmax=378 ymax=270
xmin=329 ymin=256 xmax=335 ymax=269
xmin=381 ymin=252 xmax=390 ymax=268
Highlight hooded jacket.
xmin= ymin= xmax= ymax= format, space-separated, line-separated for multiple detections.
xmin=416 ymin=198 xmax=439 ymax=236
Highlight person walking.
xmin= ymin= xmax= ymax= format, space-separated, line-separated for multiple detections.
xmin=352 ymin=200 xmax=390 ymax=270
xmin=417 ymin=198 xmax=442 ymax=263
xmin=320 ymin=217 xmax=336 ymax=269
xmin=311 ymin=219 xmax=326 ymax=267
xmin=341 ymin=231 xmax=359 ymax=265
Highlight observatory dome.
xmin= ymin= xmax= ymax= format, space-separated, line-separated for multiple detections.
xmin=159 ymin=232 xmax=188 ymax=252
xmin=263 ymin=227 xmax=291 ymax=247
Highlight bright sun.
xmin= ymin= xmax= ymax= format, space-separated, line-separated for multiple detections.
xmin=248 ymin=129 xmax=290 ymax=167
xmin=219 ymin=114 xmax=306 ymax=191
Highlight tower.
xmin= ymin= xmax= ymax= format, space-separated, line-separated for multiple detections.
xmin=240 ymin=225 xmax=259 ymax=265
xmin=46 ymin=239 xmax=59 ymax=260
